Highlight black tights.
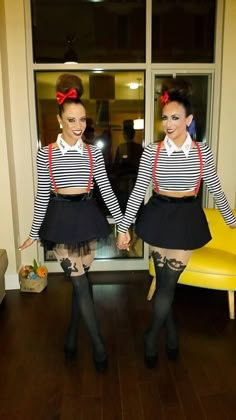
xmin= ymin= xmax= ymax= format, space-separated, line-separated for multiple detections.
xmin=145 ymin=249 xmax=191 ymax=356
xmin=66 ymin=273 xmax=105 ymax=360
xmin=54 ymin=247 xmax=106 ymax=361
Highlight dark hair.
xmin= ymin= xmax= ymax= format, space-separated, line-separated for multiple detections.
xmin=56 ymin=73 xmax=84 ymax=115
xmin=161 ymin=78 xmax=193 ymax=116
xmin=123 ymin=119 xmax=135 ymax=140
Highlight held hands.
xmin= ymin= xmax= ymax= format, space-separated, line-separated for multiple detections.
xmin=116 ymin=231 xmax=131 ymax=251
xmin=18 ymin=237 xmax=36 ymax=251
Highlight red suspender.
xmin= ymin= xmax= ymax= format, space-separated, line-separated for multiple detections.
xmin=85 ymin=144 xmax=93 ymax=193
xmin=193 ymin=141 xmax=203 ymax=195
xmin=152 ymin=141 xmax=162 ymax=193
xmin=48 ymin=143 xmax=58 ymax=193
xmin=48 ymin=142 xmax=94 ymax=193
xmin=152 ymin=141 xmax=203 ymax=195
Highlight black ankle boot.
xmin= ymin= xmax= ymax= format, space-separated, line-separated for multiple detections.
xmin=165 ymin=345 xmax=179 ymax=361
xmin=64 ymin=327 xmax=78 ymax=362
xmin=144 ymin=332 xmax=158 ymax=369
xmin=93 ymin=351 xmax=108 ymax=373
xmin=93 ymin=356 xmax=108 ymax=373
xmin=64 ymin=345 xmax=77 ymax=362
xmin=144 ymin=353 xmax=158 ymax=369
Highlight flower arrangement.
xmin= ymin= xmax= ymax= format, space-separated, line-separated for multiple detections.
xmin=19 ymin=259 xmax=48 ymax=280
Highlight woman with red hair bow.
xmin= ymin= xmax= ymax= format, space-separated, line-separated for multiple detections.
xmin=116 ymin=78 xmax=236 ymax=368
xmin=19 ymin=73 xmax=128 ymax=372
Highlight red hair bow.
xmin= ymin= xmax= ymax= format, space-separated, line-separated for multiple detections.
xmin=56 ymin=88 xmax=77 ymax=105
xmin=160 ymin=91 xmax=169 ymax=105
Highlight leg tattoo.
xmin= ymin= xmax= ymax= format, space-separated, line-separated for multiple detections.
xmin=60 ymin=257 xmax=79 ymax=276
xmin=152 ymin=250 xmax=166 ymax=268
xmin=166 ymin=258 xmax=186 ymax=271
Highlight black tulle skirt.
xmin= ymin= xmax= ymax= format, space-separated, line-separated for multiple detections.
xmin=135 ymin=193 xmax=212 ymax=250
xmin=39 ymin=192 xmax=111 ymax=255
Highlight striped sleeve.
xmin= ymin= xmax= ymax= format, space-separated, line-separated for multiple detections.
xmin=202 ymin=144 xmax=236 ymax=225
xmin=29 ymin=148 xmax=51 ymax=239
xmin=93 ymin=148 xmax=123 ymax=224
xmin=117 ymin=145 xmax=153 ymax=232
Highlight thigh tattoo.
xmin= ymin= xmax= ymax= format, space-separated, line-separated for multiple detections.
xmin=166 ymin=258 xmax=186 ymax=271
xmin=152 ymin=250 xmax=166 ymax=268
xmin=60 ymin=257 xmax=79 ymax=276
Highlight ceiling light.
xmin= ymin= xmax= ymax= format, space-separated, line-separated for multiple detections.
xmin=128 ymin=82 xmax=139 ymax=90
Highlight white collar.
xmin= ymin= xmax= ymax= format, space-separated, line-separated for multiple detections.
xmin=164 ymin=133 xmax=192 ymax=158
xmin=56 ymin=134 xmax=84 ymax=156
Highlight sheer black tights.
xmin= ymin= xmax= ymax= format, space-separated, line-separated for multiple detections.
xmin=145 ymin=249 xmax=191 ymax=356
xmin=54 ymin=247 xmax=105 ymax=360
xmin=67 ymin=273 xmax=105 ymax=360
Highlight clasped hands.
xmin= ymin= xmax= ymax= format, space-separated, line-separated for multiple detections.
xmin=116 ymin=231 xmax=131 ymax=251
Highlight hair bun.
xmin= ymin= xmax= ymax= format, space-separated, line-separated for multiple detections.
xmin=161 ymin=78 xmax=192 ymax=100
xmin=56 ymin=73 xmax=84 ymax=98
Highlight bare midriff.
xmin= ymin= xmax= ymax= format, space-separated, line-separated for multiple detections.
xmin=56 ymin=187 xmax=89 ymax=195
xmin=158 ymin=190 xmax=196 ymax=198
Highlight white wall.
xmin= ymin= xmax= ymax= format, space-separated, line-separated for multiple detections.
xmin=0 ymin=0 xmax=37 ymax=289
xmin=0 ymin=5 xmax=17 ymax=287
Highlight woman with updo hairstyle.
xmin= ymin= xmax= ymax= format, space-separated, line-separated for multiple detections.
xmin=56 ymin=73 xmax=84 ymax=110
xmin=117 ymin=78 xmax=236 ymax=369
xmin=19 ymin=73 xmax=128 ymax=372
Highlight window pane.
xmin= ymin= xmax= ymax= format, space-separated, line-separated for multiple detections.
xmin=31 ymin=0 xmax=146 ymax=63
xmin=35 ymin=70 xmax=145 ymax=259
xmin=152 ymin=0 xmax=216 ymax=63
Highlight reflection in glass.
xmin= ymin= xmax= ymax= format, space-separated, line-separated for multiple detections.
xmin=113 ymin=119 xmax=143 ymax=213
xmin=31 ymin=0 xmax=145 ymax=63
xmin=152 ymin=0 xmax=216 ymax=63
xmin=35 ymin=70 xmax=145 ymax=259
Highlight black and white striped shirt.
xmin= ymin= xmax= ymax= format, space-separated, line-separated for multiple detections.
xmin=118 ymin=142 xmax=236 ymax=232
xmin=29 ymin=144 xmax=123 ymax=239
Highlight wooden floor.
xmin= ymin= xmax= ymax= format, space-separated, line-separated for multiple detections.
xmin=0 ymin=271 xmax=236 ymax=420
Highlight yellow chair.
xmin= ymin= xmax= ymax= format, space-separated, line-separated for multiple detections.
xmin=149 ymin=208 xmax=236 ymax=319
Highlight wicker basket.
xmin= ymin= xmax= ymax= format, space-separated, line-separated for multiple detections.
xmin=19 ymin=274 xmax=48 ymax=293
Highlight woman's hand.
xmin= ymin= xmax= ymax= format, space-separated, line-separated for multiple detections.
xmin=116 ymin=231 xmax=131 ymax=250
xmin=229 ymin=222 xmax=236 ymax=229
xmin=18 ymin=238 xmax=36 ymax=251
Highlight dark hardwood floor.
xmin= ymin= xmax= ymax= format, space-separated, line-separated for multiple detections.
xmin=0 ymin=271 xmax=236 ymax=420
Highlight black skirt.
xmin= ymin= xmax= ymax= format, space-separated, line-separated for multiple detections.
xmin=135 ymin=193 xmax=212 ymax=250
xmin=39 ymin=192 xmax=111 ymax=254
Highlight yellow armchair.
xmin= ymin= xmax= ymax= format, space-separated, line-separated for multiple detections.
xmin=149 ymin=208 xmax=236 ymax=319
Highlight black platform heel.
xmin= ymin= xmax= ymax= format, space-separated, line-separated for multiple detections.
xmin=144 ymin=332 xmax=158 ymax=369
xmin=165 ymin=346 xmax=179 ymax=361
